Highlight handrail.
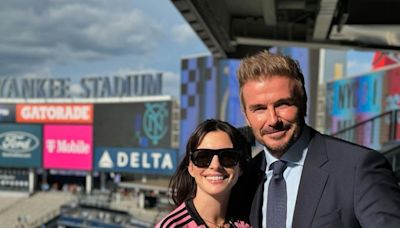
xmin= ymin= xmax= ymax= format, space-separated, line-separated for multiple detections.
xmin=331 ymin=110 xmax=395 ymax=136
xmin=331 ymin=109 xmax=399 ymax=149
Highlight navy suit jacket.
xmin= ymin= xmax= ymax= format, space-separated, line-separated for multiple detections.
xmin=231 ymin=126 xmax=400 ymax=228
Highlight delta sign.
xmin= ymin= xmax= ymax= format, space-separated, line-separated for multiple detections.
xmin=94 ymin=147 xmax=177 ymax=175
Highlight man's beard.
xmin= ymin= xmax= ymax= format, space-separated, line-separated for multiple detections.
xmin=259 ymin=120 xmax=303 ymax=156
xmin=264 ymin=127 xmax=299 ymax=155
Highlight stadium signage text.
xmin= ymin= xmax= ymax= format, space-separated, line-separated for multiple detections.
xmin=95 ymin=148 xmax=177 ymax=175
xmin=46 ymin=139 xmax=90 ymax=155
xmin=99 ymin=150 xmax=173 ymax=169
xmin=0 ymin=131 xmax=39 ymax=158
xmin=16 ymin=104 xmax=93 ymax=124
xmin=0 ymin=73 xmax=162 ymax=99
xmin=43 ymin=125 xmax=92 ymax=171
xmin=0 ymin=109 xmax=10 ymax=116
xmin=0 ymin=170 xmax=29 ymax=191
xmin=116 ymin=151 xmax=173 ymax=169
xmin=0 ymin=104 xmax=15 ymax=122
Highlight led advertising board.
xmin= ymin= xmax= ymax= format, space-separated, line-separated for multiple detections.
xmin=43 ymin=125 xmax=93 ymax=171
xmin=0 ymin=124 xmax=42 ymax=168
xmin=94 ymin=101 xmax=172 ymax=148
xmin=179 ymin=56 xmax=247 ymax=156
xmin=0 ymin=168 xmax=29 ymax=192
xmin=94 ymin=147 xmax=177 ymax=175
xmin=0 ymin=104 xmax=16 ymax=123
xmin=218 ymin=59 xmax=246 ymax=127
xmin=325 ymin=66 xmax=400 ymax=149
xmin=16 ymin=104 xmax=93 ymax=124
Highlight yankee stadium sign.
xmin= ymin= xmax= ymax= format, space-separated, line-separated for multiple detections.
xmin=0 ymin=73 xmax=162 ymax=99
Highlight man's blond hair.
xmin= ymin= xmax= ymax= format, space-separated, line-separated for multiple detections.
xmin=237 ymin=50 xmax=307 ymax=117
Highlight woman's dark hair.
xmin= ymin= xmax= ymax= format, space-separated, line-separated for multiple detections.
xmin=168 ymin=119 xmax=251 ymax=206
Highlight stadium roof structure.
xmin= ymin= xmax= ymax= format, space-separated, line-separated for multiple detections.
xmin=171 ymin=0 xmax=400 ymax=58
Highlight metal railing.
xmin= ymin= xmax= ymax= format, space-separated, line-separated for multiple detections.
xmin=331 ymin=109 xmax=400 ymax=177
xmin=332 ymin=109 xmax=400 ymax=149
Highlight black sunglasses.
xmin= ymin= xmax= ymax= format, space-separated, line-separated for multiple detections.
xmin=190 ymin=148 xmax=241 ymax=168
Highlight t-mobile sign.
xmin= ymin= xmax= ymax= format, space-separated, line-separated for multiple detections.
xmin=43 ymin=125 xmax=93 ymax=171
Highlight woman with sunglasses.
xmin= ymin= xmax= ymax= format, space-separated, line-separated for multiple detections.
xmin=156 ymin=119 xmax=251 ymax=228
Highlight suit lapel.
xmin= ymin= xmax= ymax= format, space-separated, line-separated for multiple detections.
xmin=249 ymin=151 xmax=267 ymax=227
xmin=250 ymin=173 xmax=265 ymax=226
xmin=292 ymin=131 xmax=329 ymax=228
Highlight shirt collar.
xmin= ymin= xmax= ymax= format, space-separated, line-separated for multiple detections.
xmin=264 ymin=125 xmax=311 ymax=169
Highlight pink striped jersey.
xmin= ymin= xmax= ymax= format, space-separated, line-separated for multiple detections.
xmin=155 ymin=199 xmax=251 ymax=228
xmin=155 ymin=201 xmax=203 ymax=228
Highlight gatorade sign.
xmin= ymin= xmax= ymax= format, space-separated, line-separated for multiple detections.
xmin=94 ymin=147 xmax=177 ymax=175
xmin=16 ymin=104 xmax=93 ymax=124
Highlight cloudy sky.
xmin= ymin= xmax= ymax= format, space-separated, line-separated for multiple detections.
xmin=347 ymin=50 xmax=374 ymax=76
xmin=0 ymin=0 xmax=378 ymax=99
xmin=0 ymin=0 xmax=209 ymax=98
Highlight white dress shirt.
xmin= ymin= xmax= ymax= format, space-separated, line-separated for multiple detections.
xmin=262 ymin=126 xmax=311 ymax=228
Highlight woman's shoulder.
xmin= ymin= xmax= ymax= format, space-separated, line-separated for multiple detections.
xmin=155 ymin=202 xmax=205 ymax=228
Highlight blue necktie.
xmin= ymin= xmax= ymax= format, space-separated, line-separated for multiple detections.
xmin=267 ymin=160 xmax=287 ymax=228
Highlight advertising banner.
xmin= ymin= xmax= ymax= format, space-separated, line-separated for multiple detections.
xmin=326 ymin=65 xmax=400 ymax=150
xmin=0 ymin=168 xmax=29 ymax=192
xmin=43 ymin=125 xmax=93 ymax=171
xmin=94 ymin=147 xmax=177 ymax=175
xmin=385 ymin=67 xmax=400 ymax=140
xmin=94 ymin=101 xmax=172 ymax=148
xmin=218 ymin=59 xmax=246 ymax=127
xmin=327 ymin=73 xmax=383 ymax=149
xmin=180 ymin=56 xmax=215 ymax=156
xmin=16 ymin=104 xmax=93 ymax=124
xmin=0 ymin=124 xmax=42 ymax=168
xmin=0 ymin=104 xmax=16 ymax=122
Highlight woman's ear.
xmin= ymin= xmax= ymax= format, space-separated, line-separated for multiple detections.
xmin=188 ymin=162 xmax=195 ymax=177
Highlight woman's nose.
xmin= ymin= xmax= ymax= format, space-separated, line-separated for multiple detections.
xmin=208 ymin=155 xmax=222 ymax=169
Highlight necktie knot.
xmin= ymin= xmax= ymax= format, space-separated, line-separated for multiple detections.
xmin=270 ymin=160 xmax=287 ymax=179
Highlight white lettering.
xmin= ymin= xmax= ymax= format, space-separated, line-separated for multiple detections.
xmin=0 ymin=109 xmax=9 ymax=115
xmin=38 ymin=107 xmax=46 ymax=119
xmin=21 ymin=107 xmax=31 ymax=119
xmin=47 ymin=107 xmax=57 ymax=119
xmin=57 ymin=140 xmax=89 ymax=154
xmin=46 ymin=140 xmax=56 ymax=153
xmin=161 ymin=153 xmax=173 ymax=170
xmin=2 ymin=135 xmax=31 ymax=150
xmin=45 ymin=139 xmax=90 ymax=154
xmin=19 ymin=105 xmax=91 ymax=121
xmin=0 ymin=132 xmax=39 ymax=153
xmin=151 ymin=153 xmax=162 ymax=168
xmin=130 ymin=152 xmax=140 ymax=168
xmin=142 ymin=152 xmax=151 ymax=169
xmin=108 ymin=150 xmax=174 ymax=171
xmin=117 ymin=152 xmax=128 ymax=167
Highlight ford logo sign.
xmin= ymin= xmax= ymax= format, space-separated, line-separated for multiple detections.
xmin=0 ymin=131 xmax=39 ymax=153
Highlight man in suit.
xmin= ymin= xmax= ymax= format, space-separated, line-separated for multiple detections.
xmin=235 ymin=51 xmax=400 ymax=228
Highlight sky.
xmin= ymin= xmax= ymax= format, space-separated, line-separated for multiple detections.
xmin=0 ymin=0 xmax=378 ymax=100
xmin=347 ymin=50 xmax=375 ymax=76
xmin=0 ymin=0 xmax=209 ymax=99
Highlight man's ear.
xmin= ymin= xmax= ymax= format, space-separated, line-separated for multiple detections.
xmin=242 ymin=108 xmax=251 ymax=127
